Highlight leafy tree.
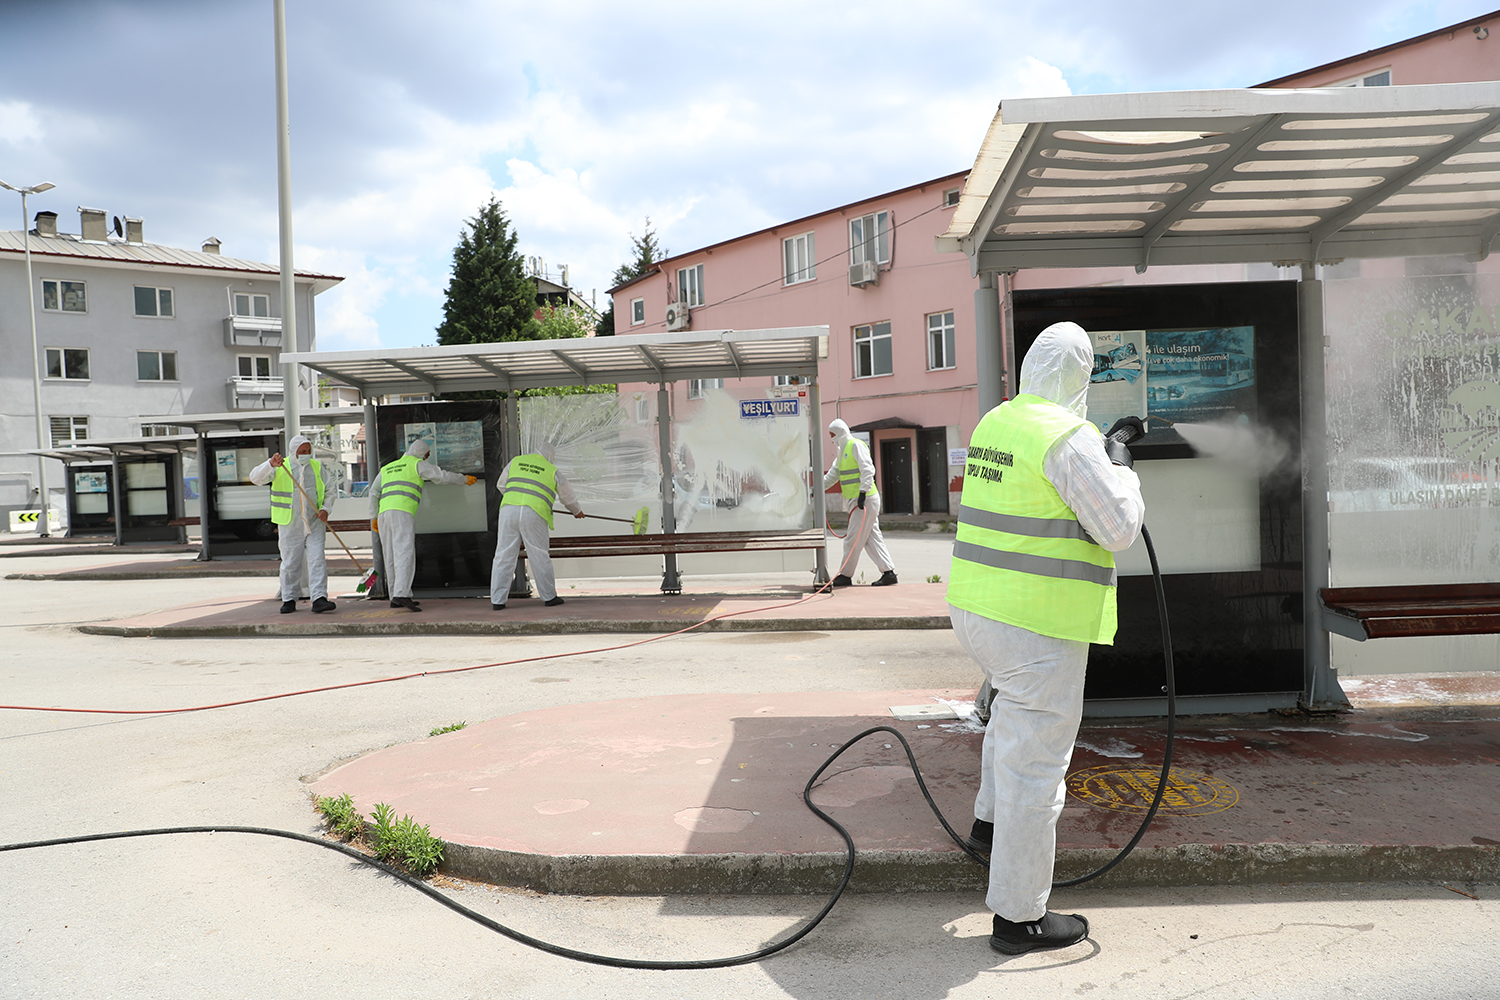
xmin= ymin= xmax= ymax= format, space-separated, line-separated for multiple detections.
xmin=437 ymin=198 xmax=538 ymax=345
xmin=535 ymin=303 xmax=594 ymax=341
xmin=596 ymin=219 xmax=667 ymax=336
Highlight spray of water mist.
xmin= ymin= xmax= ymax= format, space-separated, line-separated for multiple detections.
xmin=1151 ymin=415 xmax=1295 ymax=480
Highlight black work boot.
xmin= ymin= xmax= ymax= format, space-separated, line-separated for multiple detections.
xmin=280 ymin=600 xmax=296 ymax=614
xmin=311 ymin=597 xmax=336 ymax=614
xmin=990 ymin=911 xmax=1089 ymax=955
xmin=966 ymin=819 xmax=994 ymax=855
xmin=544 ymin=596 xmax=565 ymax=607
xmin=830 ymin=574 xmax=853 ymax=588
xmin=871 ymin=570 xmax=898 ymax=586
xmin=390 ymin=596 xmax=422 ymax=612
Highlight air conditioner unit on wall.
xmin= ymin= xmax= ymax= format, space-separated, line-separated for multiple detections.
xmin=666 ymin=302 xmax=690 ymax=331
xmin=849 ymin=260 xmax=879 ymax=287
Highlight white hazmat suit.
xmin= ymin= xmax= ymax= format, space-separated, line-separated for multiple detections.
xmin=249 ymin=434 xmax=339 ymax=607
xmin=369 ymin=439 xmax=471 ymax=601
xmin=950 ymin=321 xmax=1144 ymax=926
xmin=489 ymin=447 xmax=583 ymax=607
xmin=821 ymin=418 xmax=895 ymax=583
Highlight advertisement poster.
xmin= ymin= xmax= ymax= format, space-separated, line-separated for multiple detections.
xmin=74 ymin=471 xmax=108 ymax=494
xmin=399 ymin=420 xmax=485 ymax=473
xmin=1086 ymin=326 xmax=1256 ymax=445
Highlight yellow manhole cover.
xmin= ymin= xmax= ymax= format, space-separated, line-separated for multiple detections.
xmin=1066 ymin=765 xmax=1238 ymax=816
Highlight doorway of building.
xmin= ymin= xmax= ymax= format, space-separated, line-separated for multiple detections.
xmin=879 ymin=437 xmax=913 ymax=514
xmin=917 ymin=427 xmax=950 ymax=514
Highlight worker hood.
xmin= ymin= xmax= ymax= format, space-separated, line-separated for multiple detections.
xmin=405 ymin=438 xmax=431 ymax=460
xmin=1018 ymin=321 xmax=1093 ymax=418
xmin=828 ymin=419 xmax=851 ymax=445
xmin=288 ymin=434 xmax=313 ymax=463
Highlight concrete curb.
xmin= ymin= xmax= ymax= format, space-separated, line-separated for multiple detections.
xmin=78 ymin=615 xmax=954 ymax=638
xmin=8 ymin=568 xmax=280 ymax=581
xmin=438 ymin=842 xmax=1500 ymax=896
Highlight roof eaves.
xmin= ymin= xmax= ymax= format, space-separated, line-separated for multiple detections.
xmin=1254 ymin=8 xmax=1500 ymax=87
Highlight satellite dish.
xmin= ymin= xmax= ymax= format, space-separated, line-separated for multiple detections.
xmin=112 ymin=216 xmax=123 ymax=238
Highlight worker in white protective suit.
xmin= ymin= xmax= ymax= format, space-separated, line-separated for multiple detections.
xmin=249 ymin=434 xmax=340 ymax=614
xmin=947 ymin=320 xmax=1144 ymax=955
xmin=821 ymin=418 xmax=896 ymax=587
xmin=369 ymin=438 xmax=475 ymax=611
xmin=490 ymin=441 xmax=584 ymax=609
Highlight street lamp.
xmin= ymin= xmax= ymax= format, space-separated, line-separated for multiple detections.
xmin=0 ymin=178 xmax=58 ymax=536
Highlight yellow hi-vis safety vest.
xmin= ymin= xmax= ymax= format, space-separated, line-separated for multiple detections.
xmin=947 ymin=394 xmax=1118 ymax=645
xmin=376 ymin=454 xmax=424 ymax=516
xmin=835 ymin=438 xmax=879 ymax=501
xmin=500 ymin=455 xmax=559 ymax=529
xmin=270 ymin=460 xmax=324 ymax=526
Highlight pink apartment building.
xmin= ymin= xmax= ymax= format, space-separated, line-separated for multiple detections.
xmin=608 ymin=8 xmax=1499 ymax=518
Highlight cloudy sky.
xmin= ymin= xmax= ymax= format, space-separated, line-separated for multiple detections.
xmin=1 ymin=0 xmax=1492 ymax=351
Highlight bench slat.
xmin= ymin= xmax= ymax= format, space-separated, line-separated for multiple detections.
xmin=1320 ymin=583 xmax=1500 ymax=640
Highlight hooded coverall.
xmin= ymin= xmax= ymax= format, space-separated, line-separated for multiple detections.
xmin=249 ymin=434 xmax=339 ymax=604
xmin=947 ymin=321 xmax=1144 ymax=923
xmin=489 ymin=452 xmax=583 ymax=605
xmin=369 ymin=439 xmax=470 ymax=600
xmin=821 ymin=419 xmax=895 ymax=581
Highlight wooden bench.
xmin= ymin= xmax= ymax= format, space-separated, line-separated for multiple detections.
xmin=166 ymin=516 xmax=370 ymax=533
xmin=536 ymin=528 xmax=826 ymax=560
xmin=1320 ymin=584 xmax=1500 ymax=640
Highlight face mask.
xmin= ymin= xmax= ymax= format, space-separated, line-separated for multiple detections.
xmin=294 ymin=453 xmax=311 ymax=466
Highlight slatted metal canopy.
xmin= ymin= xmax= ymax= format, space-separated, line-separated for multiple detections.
xmin=281 ymin=326 xmax=828 ymax=398
xmin=938 ymin=82 xmax=1500 ymax=272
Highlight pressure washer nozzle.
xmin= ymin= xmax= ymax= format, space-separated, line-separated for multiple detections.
xmin=1147 ymin=416 xmax=1175 ymax=427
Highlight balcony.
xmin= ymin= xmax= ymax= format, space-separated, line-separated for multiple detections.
xmin=227 ymin=377 xmax=285 ymax=410
xmin=223 ymin=315 xmax=283 ymax=348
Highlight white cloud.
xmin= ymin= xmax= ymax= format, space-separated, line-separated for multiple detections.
xmin=0 ymin=100 xmax=42 ymax=146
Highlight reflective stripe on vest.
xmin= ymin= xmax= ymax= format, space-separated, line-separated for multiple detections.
xmin=946 ymin=394 xmax=1118 ymax=645
xmin=377 ymin=455 xmax=424 ymax=515
xmin=270 ymin=461 xmax=324 ymax=526
xmin=835 ymin=438 xmax=878 ymax=501
xmin=501 ymin=455 xmax=559 ymax=529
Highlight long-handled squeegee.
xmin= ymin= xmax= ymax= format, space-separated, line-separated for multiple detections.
xmin=553 ymin=506 xmax=651 ymax=535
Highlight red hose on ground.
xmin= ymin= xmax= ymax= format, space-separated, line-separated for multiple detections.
xmin=0 ymin=582 xmax=837 ymax=717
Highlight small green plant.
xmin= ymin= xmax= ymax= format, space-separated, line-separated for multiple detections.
xmin=926 ymin=574 xmax=942 ymax=584
xmin=371 ymin=802 xmax=446 ymax=877
xmin=314 ymin=792 xmax=365 ymax=841
xmin=429 ymin=721 xmax=468 ymax=736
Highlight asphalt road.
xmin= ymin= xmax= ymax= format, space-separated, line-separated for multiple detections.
xmin=3 ymin=539 xmax=1497 ymax=999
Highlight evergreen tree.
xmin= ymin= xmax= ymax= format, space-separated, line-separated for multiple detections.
xmin=597 ymin=219 xmax=667 ymax=336
xmin=437 ymin=198 xmax=538 ymax=345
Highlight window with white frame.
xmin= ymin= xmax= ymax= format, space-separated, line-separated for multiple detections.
xmin=41 ymin=279 xmax=87 ymax=313
xmin=783 ymin=232 xmax=816 ymax=285
xmin=1330 ymin=68 xmax=1392 ymax=87
xmin=631 ymin=297 xmax=645 ymax=325
xmin=773 ymin=375 xmax=807 ymax=386
xmin=233 ymin=292 xmax=271 ymax=318
xmin=137 ymin=350 xmax=179 ymax=381
xmin=849 ymin=211 xmax=890 ymax=267
xmin=237 ymin=355 xmax=274 ymax=380
xmin=678 ymin=264 xmax=704 ymax=307
xmin=45 ymin=347 xmax=90 ymax=380
xmin=50 ymin=415 xmax=89 ymax=447
xmin=140 ymin=424 xmax=183 ymax=438
xmin=853 ymin=322 xmax=892 ymax=378
xmin=943 ymin=188 xmax=961 ymax=208
xmin=927 ymin=311 xmax=956 ymax=371
xmin=687 ymin=378 xmax=723 ymax=399
xmin=134 ymin=285 xmax=174 ymax=318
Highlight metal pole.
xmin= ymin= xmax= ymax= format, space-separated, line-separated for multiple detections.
xmin=974 ymin=272 xmax=1004 ymax=416
xmin=20 ymin=190 xmax=51 ymax=536
xmin=657 ymin=383 xmax=680 ymax=593
xmin=1298 ymin=265 xmax=1349 ymax=711
xmin=807 ymin=377 xmax=829 ymax=584
xmin=195 ymin=430 xmax=212 ymax=561
xmin=999 ymin=270 xmax=1017 ymax=402
xmin=110 ymin=453 xmax=124 ymax=548
xmin=274 ymin=0 xmax=300 ymax=442
xmin=505 ymin=391 xmax=529 ymax=598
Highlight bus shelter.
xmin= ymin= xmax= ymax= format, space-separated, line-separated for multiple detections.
xmin=939 ymin=82 xmax=1500 ymax=713
xmin=282 ymin=326 xmax=831 ymax=594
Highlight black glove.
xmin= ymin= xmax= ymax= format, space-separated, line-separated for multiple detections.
xmin=857 ymin=492 xmax=866 ymax=509
xmin=1105 ymin=437 xmax=1134 ymax=469
xmin=1105 ymin=415 xmax=1147 ymax=444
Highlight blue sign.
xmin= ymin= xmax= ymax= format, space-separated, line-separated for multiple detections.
xmin=740 ymin=399 xmax=800 ymax=419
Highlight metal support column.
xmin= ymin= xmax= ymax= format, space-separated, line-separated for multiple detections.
xmin=807 ymin=377 xmax=829 ymax=584
xmin=975 ymin=272 xmax=1005 ymax=415
xmin=362 ymin=398 xmax=386 ymax=598
xmin=196 ymin=430 xmax=212 ymax=561
xmin=1298 ymin=265 xmax=1349 ymax=711
xmin=999 ymin=270 xmax=1017 ymax=402
xmin=657 ymin=382 xmax=680 ymax=594
xmin=109 ymin=453 xmax=124 ymax=548
xmin=274 ymin=0 xmax=300 ymax=445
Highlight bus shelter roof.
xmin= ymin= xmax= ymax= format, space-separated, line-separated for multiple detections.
xmin=936 ymin=82 xmax=1500 ymax=272
xmin=281 ymin=327 xmax=828 ymax=399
